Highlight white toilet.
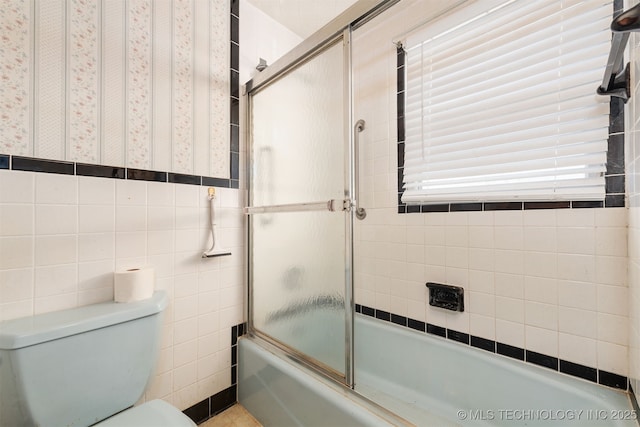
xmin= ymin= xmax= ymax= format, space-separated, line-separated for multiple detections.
xmin=0 ymin=291 xmax=196 ymax=427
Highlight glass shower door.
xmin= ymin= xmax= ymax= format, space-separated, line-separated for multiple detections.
xmin=248 ymin=38 xmax=353 ymax=384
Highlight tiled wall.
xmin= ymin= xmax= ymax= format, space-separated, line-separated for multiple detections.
xmin=0 ymin=169 xmax=245 ymax=410
xmin=0 ymin=0 xmax=245 ymax=415
xmin=0 ymin=0 xmax=229 ymax=178
xmin=628 ymin=0 xmax=640 ymax=404
xmin=353 ymin=0 xmax=630 ymax=383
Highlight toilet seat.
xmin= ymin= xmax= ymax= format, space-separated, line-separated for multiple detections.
xmin=95 ymin=399 xmax=196 ymax=427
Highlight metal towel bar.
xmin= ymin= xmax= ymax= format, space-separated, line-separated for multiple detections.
xmin=245 ymin=200 xmax=339 ymax=215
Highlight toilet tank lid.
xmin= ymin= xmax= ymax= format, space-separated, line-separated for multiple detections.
xmin=0 ymin=291 xmax=168 ymax=350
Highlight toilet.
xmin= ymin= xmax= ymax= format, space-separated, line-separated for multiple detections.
xmin=0 ymin=291 xmax=196 ymax=427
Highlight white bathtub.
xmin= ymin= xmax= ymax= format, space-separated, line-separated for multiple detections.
xmin=239 ymin=313 xmax=637 ymax=426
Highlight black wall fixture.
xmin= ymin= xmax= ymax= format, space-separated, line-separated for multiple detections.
xmin=598 ymin=3 xmax=640 ymax=102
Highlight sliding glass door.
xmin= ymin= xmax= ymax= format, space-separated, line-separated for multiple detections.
xmin=247 ymin=35 xmax=354 ymax=385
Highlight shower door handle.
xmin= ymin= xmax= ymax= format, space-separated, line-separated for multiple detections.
xmin=354 ymin=119 xmax=366 ymax=220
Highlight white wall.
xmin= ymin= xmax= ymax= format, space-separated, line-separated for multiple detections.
xmin=0 ymin=0 xmax=229 ymax=178
xmin=353 ymin=0 xmax=629 ymax=379
xmin=239 ymin=0 xmax=302 ymax=85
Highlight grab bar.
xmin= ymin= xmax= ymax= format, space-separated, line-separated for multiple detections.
xmin=245 ymin=200 xmax=339 ymax=215
xmin=597 ymin=3 xmax=640 ymax=102
xmin=354 ymin=119 xmax=366 ymax=220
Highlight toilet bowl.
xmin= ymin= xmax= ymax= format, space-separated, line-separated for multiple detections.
xmin=0 ymin=291 xmax=195 ymax=427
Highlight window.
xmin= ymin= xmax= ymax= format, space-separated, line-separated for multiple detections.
xmin=401 ymin=0 xmax=613 ymax=206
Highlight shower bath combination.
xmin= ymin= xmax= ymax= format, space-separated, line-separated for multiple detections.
xmin=240 ymin=0 xmax=640 ymax=425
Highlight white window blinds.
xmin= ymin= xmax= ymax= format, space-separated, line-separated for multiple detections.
xmin=402 ymin=0 xmax=612 ymax=205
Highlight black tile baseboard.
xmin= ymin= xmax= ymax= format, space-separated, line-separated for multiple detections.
xmin=358 ymin=304 xmax=628 ymax=391
xmin=184 ymin=320 xmax=247 ymax=425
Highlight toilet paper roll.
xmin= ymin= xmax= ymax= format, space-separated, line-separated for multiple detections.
xmin=114 ymin=267 xmax=155 ymax=303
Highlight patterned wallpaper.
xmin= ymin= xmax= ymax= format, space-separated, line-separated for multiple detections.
xmin=0 ymin=0 xmax=230 ymax=178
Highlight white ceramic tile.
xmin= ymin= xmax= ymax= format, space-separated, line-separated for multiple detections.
xmin=116 ymin=180 xmax=147 ymax=205
xmin=0 ymin=236 xmax=33 ymax=269
xmin=597 ymin=341 xmax=628 ymax=375
xmin=556 ymin=208 xmax=594 ymax=227
xmin=116 ymin=205 xmax=147 ymax=232
xmin=78 ymin=205 xmax=115 ymax=233
xmin=494 ymin=273 xmax=524 ymax=299
xmin=175 ymin=184 xmax=199 ymax=207
xmin=595 ymin=255 xmax=627 ymax=286
xmin=557 ymin=227 xmax=595 ymax=255
xmin=493 ymin=211 xmax=522 ymax=226
xmin=523 ymin=252 xmax=557 ymax=279
xmin=559 ymin=333 xmax=597 ymax=367
xmin=174 ymin=340 xmax=198 ymax=367
xmin=35 ymin=264 xmax=77 ymax=297
xmin=175 ymin=206 xmax=199 ymax=230
xmin=173 ymin=362 xmax=197 ymax=391
xmin=78 ymin=260 xmax=114 ymax=290
xmin=468 ymin=226 xmax=494 ymax=249
xmin=34 ymin=235 xmax=77 ymax=266
xmin=557 ymin=254 xmax=595 ymax=283
xmin=493 ymin=250 xmax=524 ymax=275
xmin=197 ymin=332 xmax=220 ymax=358
xmin=597 ymin=284 xmax=628 ymax=316
xmin=557 ymin=280 xmax=597 ymax=310
xmin=446 ymin=311 xmax=469 ymax=333
xmin=525 ymin=325 xmax=558 ymax=356
xmin=148 ymin=230 xmax=175 ymax=255
xmin=523 ymin=209 xmax=556 ymax=227
xmin=198 ymin=311 xmax=220 ymax=336
xmin=115 ymin=231 xmax=146 ymax=259
xmin=495 ymin=319 xmax=525 ymax=347
xmin=595 ymin=207 xmax=627 ymax=227
xmin=494 ymin=227 xmax=523 ymax=250
xmin=559 ymin=307 xmax=597 ymax=338
xmin=523 ymin=227 xmax=557 ymax=252
xmin=595 ymin=227 xmax=627 ymax=257
xmin=523 ymin=276 xmax=557 ymax=304
xmin=35 ymin=174 xmax=77 ymax=204
xmin=0 ymin=300 xmax=33 ymax=321
xmin=78 ymin=233 xmax=115 ymax=262
xmin=467 ymin=211 xmax=493 ymax=226
xmin=495 ymin=296 xmax=524 ymax=323
xmin=468 ymin=270 xmax=494 ymax=294
xmin=524 ymin=301 xmax=557 ymax=330
xmin=469 ymin=291 xmax=494 ymax=316
xmin=148 ymin=181 xmax=175 ymax=206
xmin=445 ymin=226 xmax=468 ymax=247
xmin=174 ymin=317 xmax=198 ymax=345
xmin=0 ymin=204 xmax=34 ymax=236
xmin=469 ymin=313 xmax=495 ymax=340
xmin=34 ymin=292 xmax=77 ymax=314
xmin=35 ymin=205 xmax=78 ymax=235
xmin=0 ymin=171 xmax=34 ymax=203
xmin=78 ymin=176 xmax=115 ymax=205
xmin=78 ymin=287 xmax=113 ymax=306
xmin=597 ymin=313 xmax=628 ymax=346
xmin=445 ymin=247 xmax=468 ymax=269
xmin=0 ymin=268 xmax=33 ymax=303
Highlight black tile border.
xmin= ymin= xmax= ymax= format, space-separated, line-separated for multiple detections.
xmin=0 ymin=155 xmax=9 ymax=169
xmin=396 ymin=0 xmax=625 ymax=214
xmin=0 ymin=155 xmax=237 ymax=188
xmin=358 ymin=304 xmax=628 ymax=391
xmin=184 ymin=320 xmax=247 ymax=425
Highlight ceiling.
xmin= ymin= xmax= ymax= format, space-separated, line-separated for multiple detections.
xmin=246 ymin=0 xmax=360 ymax=39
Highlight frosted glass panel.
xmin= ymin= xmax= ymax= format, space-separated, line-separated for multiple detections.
xmin=250 ymin=40 xmax=348 ymax=377
xmin=251 ymin=42 xmax=345 ymax=206
xmin=252 ymin=211 xmax=346 ymax=374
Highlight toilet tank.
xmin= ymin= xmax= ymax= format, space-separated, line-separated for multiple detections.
xmin=0 ymin=291 xmax=168 ymax=427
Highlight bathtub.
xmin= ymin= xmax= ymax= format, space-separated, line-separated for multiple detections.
xmin=239 ymin=313 xmax=637 ymax=426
